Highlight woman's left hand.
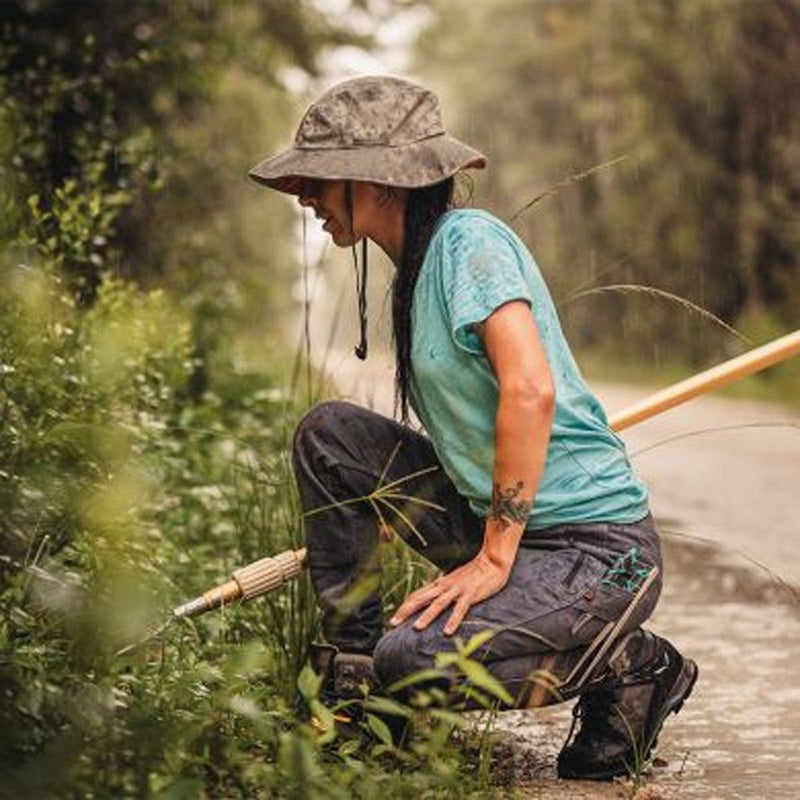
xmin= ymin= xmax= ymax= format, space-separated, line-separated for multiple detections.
xmin=389 ymin=551 xmax=511 ymax=636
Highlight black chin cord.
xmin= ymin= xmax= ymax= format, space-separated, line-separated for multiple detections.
xmin=354 ymin=237 xmax=368 ymax=360
xmin=345 ymin=180 xmax=368 ymax=360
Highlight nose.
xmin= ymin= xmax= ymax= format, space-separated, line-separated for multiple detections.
xmin=297 ymin=193 xmax=315 ymax=209
xmin=297 ymin=178 xmax=321 ymax=209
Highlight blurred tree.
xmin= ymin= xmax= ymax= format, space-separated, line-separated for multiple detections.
xmin=0 ymin=0 xmax=365 ymax=349
xmin=417 ymin=0 xmax=799 ymax=368
xmin=0 ymin=3 xmax=375 ymax=790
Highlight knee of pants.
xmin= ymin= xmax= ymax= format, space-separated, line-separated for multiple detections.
xmin=292 ymin=400 xmax=355 ymax=460
xmin=373 ymin=624 xmax=435 ymax=689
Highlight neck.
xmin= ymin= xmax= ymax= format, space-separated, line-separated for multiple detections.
xmin=369 ymin=193 xmax=407 ymax=268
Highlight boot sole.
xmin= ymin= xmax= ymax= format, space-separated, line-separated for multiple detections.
xmin=558 ymin=656 xmax=699 ymax=782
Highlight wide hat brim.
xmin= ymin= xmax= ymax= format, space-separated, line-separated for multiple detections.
xmin=248 ymin=133 xmax=487 ymax=195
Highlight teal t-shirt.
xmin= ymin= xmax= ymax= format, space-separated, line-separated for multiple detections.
xmin=409 ymin=208 xmax=649 ymax=530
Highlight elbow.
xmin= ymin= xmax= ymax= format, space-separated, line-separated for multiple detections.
xmin=502 ymin=376 xmax=555 ymax=420
xmin=534 ymin=380 xmax=556 ymax=421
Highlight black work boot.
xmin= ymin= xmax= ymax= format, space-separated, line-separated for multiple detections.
xmin=557 ymin=633 xmax=698 ymax=781
xmin=300 ymin=643 xmax=411 ymax=744
xmin=305 ymin=642 xmax=378 ymax=710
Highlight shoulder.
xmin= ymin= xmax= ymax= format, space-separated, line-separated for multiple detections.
xmin=434 ymin=208 xmax=517 ymax=241
xmin=429 ymin=209 xmax=532 ymax=277
xmin=431 ymin=208 xmax=528 ymax=260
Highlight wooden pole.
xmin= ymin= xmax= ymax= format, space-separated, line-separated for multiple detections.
xmin=609 ymin=330 xmax=800 ymax=432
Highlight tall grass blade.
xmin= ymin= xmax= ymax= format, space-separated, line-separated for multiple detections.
xmin=376 ymin=440 xmax=403 ymax=490
xmin=630 ymin=422 xmax=800 ymax=459
xmin=560 ymin=254 xmax=634 ymax=301
xmin=302 ymin=494 xmax=369 ymax=518
xmin=509 ymin=156 xmax=628 ymax=223
xmin=379 ymin=492 xmax=447 ymax=513
xmin=374 ymin=465 xmax=441 ymax=494
xmin=368 ymin=497 xmax=392 ymax=540
xmin=376 ymin=497 xmax=428 ymax=547
xmin=564 ymin=283 xmax=752 ymax=344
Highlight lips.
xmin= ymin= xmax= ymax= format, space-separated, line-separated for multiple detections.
xmin=310 ymin=205 xmax=336 ymax=233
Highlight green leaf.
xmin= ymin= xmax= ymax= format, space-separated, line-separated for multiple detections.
xmin=428 ymin=708 xmax=469 ymax=729
xmin=386 ymin=667 xmax=444 ymax=694
xmin=362 ymin=695 xmax=413 ymax=719
xmin=337 ymin=738 xmax=361 ymax=758
xmin=309 ymin=699 xmax=337 ymax=745
xmin=459 ymin=659 xmax=513 ymax=706
xmin=458 ymin=629 xmax=496 ymax=657
xmin=434 ymin=652 xmax=460 ymax=669
xmin=297 ymin=664 xmax=322 ymax=702
xmin=365 ymin=713 xmax=394 ymax=747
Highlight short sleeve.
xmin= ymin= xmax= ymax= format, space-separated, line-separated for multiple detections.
xmin=440 ymin=213 xmax=533 ymax=355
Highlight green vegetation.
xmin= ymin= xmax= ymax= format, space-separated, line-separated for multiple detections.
xmin=0 ymin=256 xmax=495 ymax=795
xmin=0 ymin=1 xmax=493 ymax=796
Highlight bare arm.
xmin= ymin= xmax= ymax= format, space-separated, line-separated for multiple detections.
xmin=480 ymin=299 xmax=555 ymax=571
xmin=390 ymin=300 xmax=555 ymax=635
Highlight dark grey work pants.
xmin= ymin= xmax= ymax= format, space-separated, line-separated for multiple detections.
xmin=293 ymin=401 xmax=664 ymax=706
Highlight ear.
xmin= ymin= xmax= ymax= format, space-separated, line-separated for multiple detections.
xmin=367 ymin=183 xmax=406 ymax=209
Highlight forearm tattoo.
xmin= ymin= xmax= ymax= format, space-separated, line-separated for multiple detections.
xmin=489 ymin=480 xmax=532 ymax=531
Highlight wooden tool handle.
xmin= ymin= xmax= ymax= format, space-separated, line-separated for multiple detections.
xmin=609 ymin=330 xmax=800 ymax=432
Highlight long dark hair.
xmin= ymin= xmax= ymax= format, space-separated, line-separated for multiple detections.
xmin=392 ymin=177 xmax=455 ymax=422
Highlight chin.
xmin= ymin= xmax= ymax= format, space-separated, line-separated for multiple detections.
xmin=330 ymin=230 xmax=355 ymax=248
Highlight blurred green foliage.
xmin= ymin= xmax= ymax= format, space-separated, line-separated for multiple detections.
xmin=0 ymin=263 xmax=479 ymax=788
xmin=0 ymin=1 xmax=495 ymax=794
xmin=419 ymin=0 xmax=799 ymax=394
xmin=0 ymin=0 xmax=363 ymax=354
xmin=0 ymin=257 xmax=325 ymax=792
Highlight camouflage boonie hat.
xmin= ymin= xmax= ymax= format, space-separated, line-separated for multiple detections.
xmin=248 ymin=75 xmax=487 ymax=194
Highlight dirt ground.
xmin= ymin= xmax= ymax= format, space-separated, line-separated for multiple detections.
xmin=330 ymin=354 xmax=800 ymax=799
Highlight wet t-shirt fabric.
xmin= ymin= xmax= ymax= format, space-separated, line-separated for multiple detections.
xmin=409 ymin=208 xmax=649 ymax=530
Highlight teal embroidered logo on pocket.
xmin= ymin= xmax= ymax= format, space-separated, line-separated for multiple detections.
xmin=601 ymin=546 xmax=652 ymax=593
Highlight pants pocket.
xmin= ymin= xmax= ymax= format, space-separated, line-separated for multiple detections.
xmin=574 ymin=547 xmax=663 ymax=628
